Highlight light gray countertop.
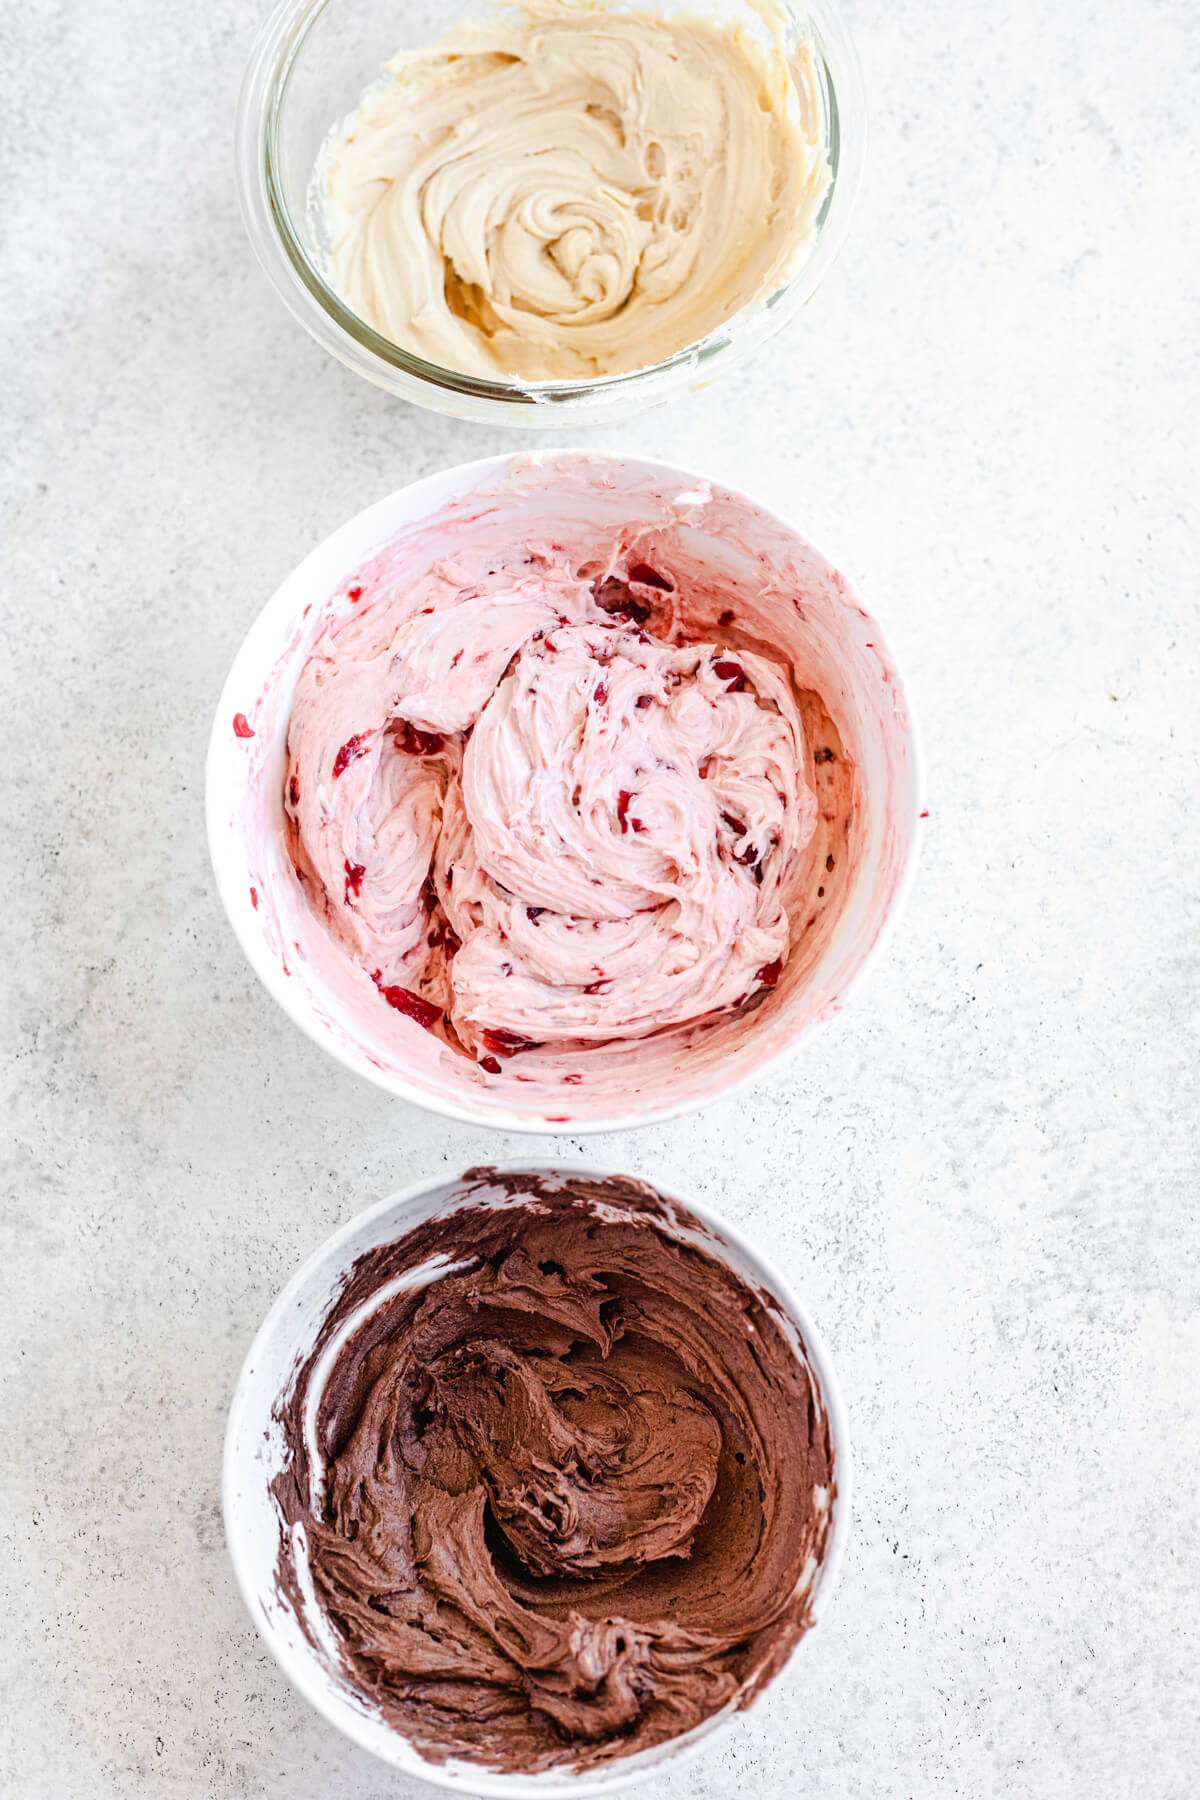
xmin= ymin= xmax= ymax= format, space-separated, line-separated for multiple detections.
xmin=3 ymin=1 xmax=1198 ymax=1795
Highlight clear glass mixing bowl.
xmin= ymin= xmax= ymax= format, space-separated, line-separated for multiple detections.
xmin=236 ymin=0 xmax=866 ymax=424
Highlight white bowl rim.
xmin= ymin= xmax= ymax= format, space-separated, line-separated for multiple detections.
xmin=205 ymin=447 xmax=926 ymax=1134
xmin=222 ymin=1158 xmax=854 ymax=1796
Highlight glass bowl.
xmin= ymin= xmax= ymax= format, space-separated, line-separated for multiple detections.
xmin=235 ymin=0 xmax=866 ymax=425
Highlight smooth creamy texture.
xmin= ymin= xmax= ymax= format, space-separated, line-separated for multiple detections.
xmin=284 ymin=541 xmax=818 ymax=1064
xmin=324 ymin=1 xmax=828 ymax=380
xmin=271 ymin=1173 xmax=834 ymax=1771
xmin=227 ymin=457 xmax=903 ymax=1125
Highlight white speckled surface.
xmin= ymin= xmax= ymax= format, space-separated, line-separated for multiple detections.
xmin=3 ymin=1 xmax=1198 ymax=1795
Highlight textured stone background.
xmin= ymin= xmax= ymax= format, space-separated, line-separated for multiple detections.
xmin=2 ymin=0 xmax=1198 ymax=1794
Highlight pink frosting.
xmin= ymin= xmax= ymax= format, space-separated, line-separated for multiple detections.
xmin=212 ymin=455 xmax=924 ymax=1125
xmin=285 ymin=544 xmax=819 ymax=1063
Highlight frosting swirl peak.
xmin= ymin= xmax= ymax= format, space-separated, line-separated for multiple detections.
xmin=324 ymin=1 xmax=829 ymax=380
xmin=271 ymin=1173 xmax=835 ymax=1771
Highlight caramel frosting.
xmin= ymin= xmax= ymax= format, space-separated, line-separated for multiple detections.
xmin=323 ymin=0 xmax=829 ymax=380
xmin=271 ymin=1172 xmax=835 ymax=1771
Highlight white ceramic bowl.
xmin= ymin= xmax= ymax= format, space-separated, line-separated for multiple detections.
xmin=223 ymin=1163 xmax=852 ymax=1795
xmin=206 ymin=450 xmax=924 ymax=1131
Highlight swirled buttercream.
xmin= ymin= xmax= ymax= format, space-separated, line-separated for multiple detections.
xmin=284 ymin=532 xmax=820 ymax=1065
xmin=322 ymin=1 xmax=828 ymax=379
xmin=270 ymin=1171 xmax=835 ymax=1771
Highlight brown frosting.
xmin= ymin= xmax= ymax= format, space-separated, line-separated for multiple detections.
xmin=271 ymin=1172 xmax=834 ymax=1772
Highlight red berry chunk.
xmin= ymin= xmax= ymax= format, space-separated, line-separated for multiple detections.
xmin=616 ymin=791 xmax=646 ymax=834
xmin=395 ymin=721 xmax=444 ymax=757
xmin=480 ymin=1028 xmax=541 ymax=1058
xmin=333 ymin=734 xmax=369 ymax=778
xmin=370 ymin=971 xmax=441 ymax=1030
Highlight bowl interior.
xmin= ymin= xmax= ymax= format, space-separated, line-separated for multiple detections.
xmin=223 ymin=1164 xmax=850 ymax=1796
xmin=247 ymin=0 xmax=863 ymax=412
xmin=207 ymin=451 xmax=921 ymax=1129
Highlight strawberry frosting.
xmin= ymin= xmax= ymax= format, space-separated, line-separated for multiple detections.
xmin=284 ymin=545 xmax=818 ymax=1064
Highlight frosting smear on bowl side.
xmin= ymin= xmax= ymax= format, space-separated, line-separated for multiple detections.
xmin=284 ymin=535 xmax=820 ymax=1069
xmin=322 ymin=0 xmax=829 ymax=380
xmin=271 ymin=1172 xmax=834 ymax=1772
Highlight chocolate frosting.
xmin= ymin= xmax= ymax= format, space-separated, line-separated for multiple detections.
xmin=271 ymin=1172 xmax=834 ymax=1773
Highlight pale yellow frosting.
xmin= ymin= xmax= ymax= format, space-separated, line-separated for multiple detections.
xmin=324 ymin=1 xmax=829 ymax=381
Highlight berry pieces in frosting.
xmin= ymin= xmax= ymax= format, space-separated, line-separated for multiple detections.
xmin=284 ymin=540 xmax=820 ymax=1067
